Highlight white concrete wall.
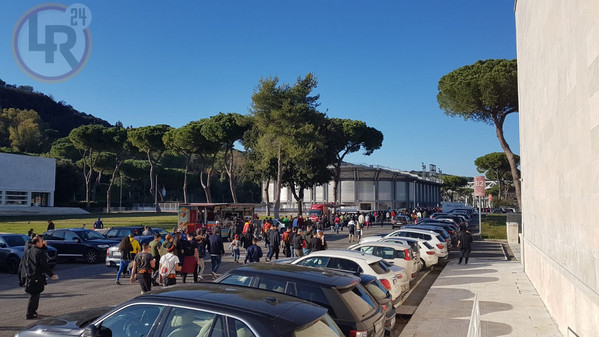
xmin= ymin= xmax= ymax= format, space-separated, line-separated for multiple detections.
xmin=0 ymin=153 xmax=55 ymax=206
xmin=516 ymin=0 xmax=599 ymax=335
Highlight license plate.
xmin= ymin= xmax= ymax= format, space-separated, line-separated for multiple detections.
xmin=113 ymin=252 xmax=121 ymax=257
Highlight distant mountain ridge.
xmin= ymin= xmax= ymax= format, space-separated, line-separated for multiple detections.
xmin=0 ymin=79 xmax=111 ymax=138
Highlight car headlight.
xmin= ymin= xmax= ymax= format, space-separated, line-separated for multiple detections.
xmin=97 ymin=245 xmax=110 ymax=248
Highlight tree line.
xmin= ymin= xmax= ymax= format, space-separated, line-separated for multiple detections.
xmin=5 ymin=74 xmax=383 ymax=215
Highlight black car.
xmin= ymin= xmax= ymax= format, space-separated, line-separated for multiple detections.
xmin=0 ymin=233 xmax=57 ymax=273
xmin=103 ymin=226 xmax=161 ymax=244
xmin=215 ymin=263 xmax=386 ymax=337
xmin=360 ymin=274 xmax=396 ymax=334
xmin=42 ymin=229 xmax=119 ymax=264
xmin=16 ymin=283 xmax=344 ymax=337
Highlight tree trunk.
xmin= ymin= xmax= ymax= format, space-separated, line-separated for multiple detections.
xmin=147 ymin=150 xmax=155 ymax=199
xmin=225 ymin=148 xmax=238 ymax=203
xmin=332 ymin=160 xmax=342 ymax=206
xmin=183 ymin=156 xmax=190 ymax=203
xmin=493 ymin=116 xmax=522 ymax=210
xmin=496 ymin=170 xmax=502 ymax=200
xmin=273 ymin=146 xmax=282 ymax=219
xmin=200 ymin=169 xmax=212 ymax=203
xmin=91 ymin=170 xmax=102 ymax=202
xmin=106 ymin=160 xmax=122 ymax=213
xmin=264 ymin=178 xmax=271 ymax=217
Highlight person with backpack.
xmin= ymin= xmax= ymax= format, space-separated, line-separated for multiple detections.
xmin=115 ymin=236 xmax=133 ymax=285
xmin=159 ymin=242 xmax=181 ymax=286
xmin=130 ymin=243 xmax=156 ymax=294
xmin=281 ymin=228 xmax=292 ymax=257
xmin=19 ymin=235 xmax=58 ymax=320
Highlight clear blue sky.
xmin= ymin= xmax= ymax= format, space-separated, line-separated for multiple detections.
xmin=0 ymin=1 xmax=518 ymax=177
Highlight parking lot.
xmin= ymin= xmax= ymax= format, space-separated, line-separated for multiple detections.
xmin=0 ymin=222 xmax=454 ymax=337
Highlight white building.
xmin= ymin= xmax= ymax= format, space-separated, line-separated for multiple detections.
xmin=263 ymin=162 xmax=442 ymax=210
xmin=0 ymin=153 xmax=55 ymax=207
xmin=516 ymin=0 xmax=599 ymax=335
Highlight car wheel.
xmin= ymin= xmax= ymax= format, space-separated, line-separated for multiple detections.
xmin=84 ymin=249 xmax=98 ymax=264
xmin=7 ymin=256 xmax=20 ymax=274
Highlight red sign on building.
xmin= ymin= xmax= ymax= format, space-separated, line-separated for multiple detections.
xmin=474 ymin=176 xmax=486 ymax=197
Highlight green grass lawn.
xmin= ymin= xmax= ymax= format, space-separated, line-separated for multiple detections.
xmin=0 ymin=213 xmax=178 ymax=235
xmin=480 ymin=214 xmax=507 ymax=240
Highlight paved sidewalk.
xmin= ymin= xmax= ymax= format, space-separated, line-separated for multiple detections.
xmin=399 ymin=242 xmax=562 ymax=337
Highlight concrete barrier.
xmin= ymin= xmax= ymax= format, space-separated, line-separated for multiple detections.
xmin=507 ymin=222 xmax=520 ymax=244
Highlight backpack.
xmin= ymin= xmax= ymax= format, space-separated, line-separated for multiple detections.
xmin=282 ymin=231 xmax=290 ymax=244
xmin=159 ymin=255 xmax=176 ymax=277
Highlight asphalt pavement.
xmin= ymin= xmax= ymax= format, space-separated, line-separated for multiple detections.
xmin=0 ymin=222 xmax=404 ymax=337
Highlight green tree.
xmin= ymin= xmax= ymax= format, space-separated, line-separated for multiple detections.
xmin=128 ymin=125 xmax=171 ymax=211
xmin=248 ymin=73 xmax=326 ymax=218
xmin=202 ymin=112 xmax=249 ymax=203
xmin=102 ymin=127 xmax=131 ymax=212
xmin=0 ymin=108 xmax=45 ymax=152
xmin=325 ymin=118 xmax=383 ymax=207
xmin=163 ymin=122 xmax=206 ymax=203
xmin=49 ymin=137 xmax=80 ymax=161
xmin=437 ymin=59 xmax=521 ymax=209
xmin=474 ymin=152 xmax=520 ymax=201
xmin=68 ymin=125 xmax=109 ymax=208
xmin=442 ymin=175 xmax=469 ymax=202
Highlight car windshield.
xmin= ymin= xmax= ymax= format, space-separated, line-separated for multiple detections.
xmin=79 ymin=230 xmax=106 ymax=240
xmin=293 ymin=313 xmax=344 ymax=337
xmin=368 ymin=260 xmax=389 ymax=274
xmin=2 ymin=234 xmax=29 ymax=247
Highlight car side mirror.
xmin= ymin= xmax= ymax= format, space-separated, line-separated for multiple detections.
xmin=0 ymin=243 xmax=6 ymax=248
xmin=82 ymin=325 xmax=101 ymax=337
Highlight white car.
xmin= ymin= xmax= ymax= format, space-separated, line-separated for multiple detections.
xmin=373 ymin=229 xmax=448 ymax=258
xmin=290 ymin=249 xmax=407 ymax=308
xmin=348 ymin=241 xmax=419 ymax=281
xmin=378 ymin=238 xmax=439 ymax=268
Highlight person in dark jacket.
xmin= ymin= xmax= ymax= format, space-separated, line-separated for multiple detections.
xmin=20 ymin=235 xmax=58 ymax=319
xmin=207 ymin=228 xmax=225 ymax=277
xmin=130 ymin=243 xmax=156 ymax=294
xmin=310 ymin=231 xmax=324 ymax=251
xmin=266 ymin=227 xmax=280 ymax=262
xmin=244 ymin=238 xmax=263 ymax=263
xmin=292 ymin=228 xmax=305 ymax=257
xmin=458 ymin=229 xmax=473 ymax=264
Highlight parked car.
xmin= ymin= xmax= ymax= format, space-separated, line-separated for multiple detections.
xmin=378 ymin=237 xmax=439 ymax=268
xmin=103 ymin=226 xmax=162 ymax=244
xmin=288 ymin=249 xmax=407 ymax=307
xmin=359 ymin=274 xmax=396 ymax=334
xmin=391 ymin=215 xmax=410 ymax=228
xmin=42 ymin=229 xmax=119 ymax=264
xmin=16 ymin=283 xmax=345 ymax=337
xmin=349 ymin=241 xmax=419 ymax=280
xmin=0 ymin=233 xmax=57 ymax=273
xmin=402 ymin=224 xmax=452 ymax=248
xmin=215 ymin=263 xmax=386 ymax=337
xmin=380 ymin=229 xmax=448 ymax=258
xmin=105 ymin=228 xmax=166 ymax=269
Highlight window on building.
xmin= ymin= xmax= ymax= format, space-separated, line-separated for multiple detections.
xmin=5 ymin=191 xmax=27 ymax=205
xmin=31 ymin=192 xmax=49 ymax=206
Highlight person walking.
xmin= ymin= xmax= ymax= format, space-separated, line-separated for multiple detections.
xmin=244 ymin=237 xmax=263 ymax=263
xmin=180 ymin=234 xmax=199 ymax=283
xmin=348 ymin=219 xmax=356 ymax=243
xmin=115 ymin=237 xmax=133 ymax=285
xmin=148 ymin=233 xmax=162 ymax=286
xmin=292 ymin=228 xmax=305 ymax=257
xmin=19 ymin=235 xmax=58 ymax=319
xmin=229 ymin=234 xmax=241 ymax=263
xmin=266 ymin=226 xmax=280 ymax=261
xmin=130 ymin=243 xmax=156 ymax=294
xmin=129 ymin=233 xmax=141 ymax=261
xmin=457 ymin=229 xmax=473 ymax=264
xmin=196 ymin=234 xmax=206 ymax=280
xmin=159 ymin=242 xmax=181 ymax=286
xmin=93 ymin=218 xmax=104 ymax=230
xmin=207 ymin=227 xmax=225 ymax=277
xmin=301 ymin=227 xmax=312 ymax=255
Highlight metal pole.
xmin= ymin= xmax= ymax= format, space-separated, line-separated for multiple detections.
xmin=478 ymin=196 xmax=482 ymax=238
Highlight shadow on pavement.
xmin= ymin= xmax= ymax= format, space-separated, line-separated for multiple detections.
xmin=434 ymin=276 xmax=499 ymax=286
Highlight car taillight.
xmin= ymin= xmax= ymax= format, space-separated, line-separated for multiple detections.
xmin=411 ymin=273 xmax=416 ymax=278
xmin=436 ymin=243 xmax=444 ymax=249
xmin=380 ymin=278 xmax=392 ymax=290
xmin=350 ymin=330 xmax=368 ymax=337
xmin=381 ymin=304 xmax=387 ymax=310
xmin=427 ymin=251 xmax=435 ymax=255
xmin=404 ymin=249 xmax=411 ymax=260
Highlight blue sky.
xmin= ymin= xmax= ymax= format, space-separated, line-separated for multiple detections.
xmin=0 ymin=1 xmax=518 ymax=177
